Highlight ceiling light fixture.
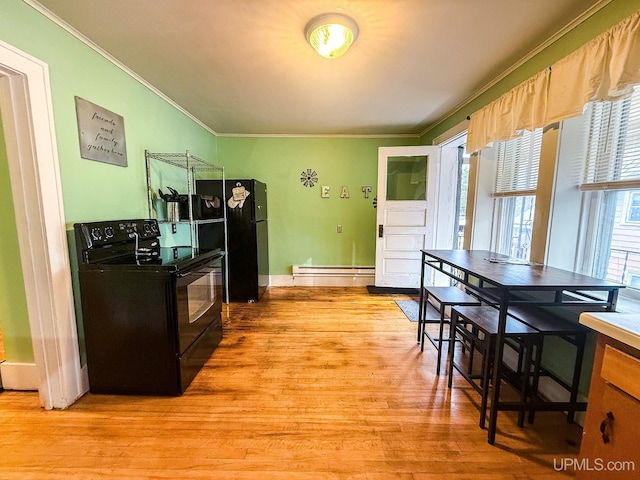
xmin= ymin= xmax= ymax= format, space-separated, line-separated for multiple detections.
xmin=305 ymin=13 xmax=359 ymax=59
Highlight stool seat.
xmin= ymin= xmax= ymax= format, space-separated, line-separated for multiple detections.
xmin=453 ymin=305 xmax=538 ymax=337
xmin=419 ymin=286 xmax=480 ymax=375
xmin=424 ymin=286 xmax=482 ymax=305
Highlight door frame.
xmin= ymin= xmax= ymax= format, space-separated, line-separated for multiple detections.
xmin=0 ymin=40 xmax=86 ymax=408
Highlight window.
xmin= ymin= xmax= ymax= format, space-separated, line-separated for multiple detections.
xmin=625 ymin=191 xmax=640 ymax=223
xmin=491 ymin=129 xmax=542 ymax=260
xmin=578 ymin=86 xmax=640 ymax=290
xmin=625 ymin=272 xmax=640 ymax=289
xmin=456 ymin=146 xmax=471 ymax=248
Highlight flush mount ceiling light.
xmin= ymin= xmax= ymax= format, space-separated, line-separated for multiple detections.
xmin=305 ymin=13 xmax=359 ymax=59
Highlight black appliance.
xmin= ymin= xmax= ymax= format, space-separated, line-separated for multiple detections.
xmin=197 ymin=179 xmax=269 ymax=302
xmin=74 ymin=219 xmax=224 ymax=396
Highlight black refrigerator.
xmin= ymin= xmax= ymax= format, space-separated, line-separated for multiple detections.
xmin=197 ymin=179 xmax=269 ymax=302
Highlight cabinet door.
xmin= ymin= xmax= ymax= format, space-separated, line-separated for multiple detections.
xmin=578 ymin=340 xmax=640 ymax=479
xmin=578 ymin=385 xmax=640 ymax=478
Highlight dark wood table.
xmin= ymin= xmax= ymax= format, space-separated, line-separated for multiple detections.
xmin=420 ymin=249 xmax=623 ymax=444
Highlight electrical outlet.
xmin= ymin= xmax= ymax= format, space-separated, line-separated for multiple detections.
xmin=337 ymin=225 xmax=342 ymax=233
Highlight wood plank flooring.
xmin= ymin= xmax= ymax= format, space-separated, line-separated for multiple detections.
xmin=0 ymin=287 xmax=582 ymax=479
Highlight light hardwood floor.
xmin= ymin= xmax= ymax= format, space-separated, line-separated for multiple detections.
xmin=0 ymin=287 xmax=582 ymax=479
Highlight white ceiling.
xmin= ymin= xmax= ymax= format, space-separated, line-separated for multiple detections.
xmin=33 ymin=0 xmax=604 ymax=136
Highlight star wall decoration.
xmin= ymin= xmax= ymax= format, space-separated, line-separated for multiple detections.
xmin=300 ymin=169 xmax=318 ymax=187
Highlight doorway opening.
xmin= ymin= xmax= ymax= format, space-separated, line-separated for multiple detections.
xmin=0 ymin=40 xmax=85 ymax=407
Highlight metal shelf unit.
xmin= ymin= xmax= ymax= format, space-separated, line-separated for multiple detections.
xmin=145 ymin=150 xmax=229 ymax=300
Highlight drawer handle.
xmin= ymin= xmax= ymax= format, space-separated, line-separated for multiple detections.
xmin=599 ymin=411 xmax=614 ymax=444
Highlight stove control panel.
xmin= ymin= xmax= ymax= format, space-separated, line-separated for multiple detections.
xmin=77 ymin=219 xmax=160 ymax=249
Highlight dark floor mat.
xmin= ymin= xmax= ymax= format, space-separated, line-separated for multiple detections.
xmin=367 ymin=285 xmax=419 ymax=295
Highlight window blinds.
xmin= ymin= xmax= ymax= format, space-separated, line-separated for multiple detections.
xmin=581 ymin=86 xmax=640 ymax=191
xmin=494 ymin=128 xmax=543 ymax=196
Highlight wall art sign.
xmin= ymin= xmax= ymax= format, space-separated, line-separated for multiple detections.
xmin=75 ymin=96 xmax=127 ymax=167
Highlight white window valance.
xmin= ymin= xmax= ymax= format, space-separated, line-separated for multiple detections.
xmin=467 ymin=9 xmax=640 ymax=153
xmin=467 ymin=70 xmax=549 ymax=154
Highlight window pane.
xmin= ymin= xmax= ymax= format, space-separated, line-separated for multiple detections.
xmin=457 ymin=160 xmax=470 ymax=248
xmin=386 ymin=156 xmax=427 ymax=200
xmin=579 ymin=87 xmax=640 ymax=292
xmin=582 ymin=86 xmax=640 ymax=186
xmin=627 ymin=192 xmax=640 ymax=222
xmin=581 ymin=190 xmax=640 ymax=290
xmin=493 ymin=195 xmax=535 ymax=260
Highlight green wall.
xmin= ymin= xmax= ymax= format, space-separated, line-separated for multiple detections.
xmin=421 ymin=0 xmax=640 ymax=144
xmin=218 ymin=136 xmax=415 ymax=275
xmin=0 ymin=0 xmax=219 ymax=364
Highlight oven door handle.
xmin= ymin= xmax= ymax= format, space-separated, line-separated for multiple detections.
xmin=175 ymin=252 xmax=225 ymax=277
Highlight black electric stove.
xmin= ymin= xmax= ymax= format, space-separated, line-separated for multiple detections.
xmin=74 ymin=219 xmax=224 ymax=396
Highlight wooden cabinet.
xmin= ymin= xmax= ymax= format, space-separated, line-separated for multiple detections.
xmin=577 ymin=335 xmax=640 ymax=479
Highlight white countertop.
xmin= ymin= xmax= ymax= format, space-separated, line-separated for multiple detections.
xmin=579 ymin=312 xmax=640 ymax=351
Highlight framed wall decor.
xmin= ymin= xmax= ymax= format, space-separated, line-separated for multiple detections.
xmin=75 ymin=96 xmax=128 ymax=167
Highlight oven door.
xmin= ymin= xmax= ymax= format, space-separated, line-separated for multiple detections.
xmin=174 ymin=255 xmax=223 ymax=354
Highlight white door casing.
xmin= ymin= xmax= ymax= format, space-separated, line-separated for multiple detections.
xmin=374 ymin=145 xmax=459 ymax=288
xmin=0 ymin=40 xmax=86 ymax=408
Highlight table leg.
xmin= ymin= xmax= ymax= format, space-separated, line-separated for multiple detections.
xmin=487 ymin=293 xmax=509 ymax=445
xmin=417 ymin=251 xmax=426 ymax=344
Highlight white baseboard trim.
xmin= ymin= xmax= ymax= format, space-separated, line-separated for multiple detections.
xmin=270 ymin=275 xmax=373 ymax=287
xmin=0 ymin=361 xmax=39 ymax=390
xmin=291 ymin=266 xmax=374 ymax=287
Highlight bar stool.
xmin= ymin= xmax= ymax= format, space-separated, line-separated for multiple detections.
xmin=419 ymin=286 xmax=480 ymax=375
xmin=447 ymin=305 xmax=540 ymax=429
xmin=507 ymin=305 xmax=588 ymax=424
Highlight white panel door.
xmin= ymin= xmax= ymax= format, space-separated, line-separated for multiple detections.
xmin=375 ymin=146 xmax=440 ymax=288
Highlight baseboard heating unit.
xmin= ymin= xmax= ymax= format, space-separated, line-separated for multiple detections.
xmin=292 ymin=265 xmax=374 ymax=286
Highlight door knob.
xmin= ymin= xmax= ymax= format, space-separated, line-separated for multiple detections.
xmin=599 ymin=411 xmax=614 ymax=444
xmin=378 ymin=225 xmax=384 ymax=238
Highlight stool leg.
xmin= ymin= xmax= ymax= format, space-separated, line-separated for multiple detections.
xmin=479 ymin=336 xmax=493 ymax=429
xmin=518 ymin=338 xmax=534 ymax=428
xmin=447 ymin=311 xmax=459 ymax=388
xmin=435 ymin=307 xmax=447 ymax=376
xmin=527 ymin=338 xmax=544 ymax=425
xmin=467 ymin=325 xmax=478 ymax=376
xmin=567 ymin=333 xmax=586 ymax=424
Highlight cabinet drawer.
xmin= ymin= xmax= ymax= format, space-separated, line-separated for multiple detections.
xmin=601 ymin=345 xmax=640 ymax=401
